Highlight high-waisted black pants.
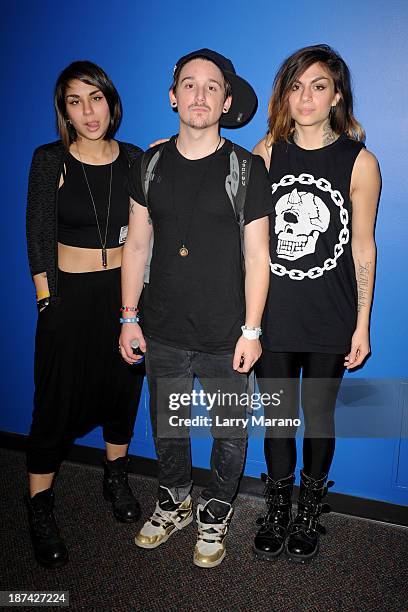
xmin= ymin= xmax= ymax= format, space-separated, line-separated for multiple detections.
xmin=256 ymin=351 xmax=345 ymax=480
xmin=27 ymin=268 xmax=144 ymax=474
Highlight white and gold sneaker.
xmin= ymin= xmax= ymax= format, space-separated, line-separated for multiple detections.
xmin=135 ymin=486 xmax=193 ymax=549
xmin=193 ymin=499 xmax=233 ymax=568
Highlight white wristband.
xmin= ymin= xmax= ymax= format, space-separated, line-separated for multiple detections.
xmin=241 ymin=325 xmax=262 ymax=340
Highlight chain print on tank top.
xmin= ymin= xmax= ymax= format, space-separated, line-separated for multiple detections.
xmin=270 ymin=173 xmax=348 ymax=281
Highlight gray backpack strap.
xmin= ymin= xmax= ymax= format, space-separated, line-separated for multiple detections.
xmin=143 ymin=235 xmax=154 ymax=284
xmin=225 ymin=143 xmax=252 ymax=268
xmin=141 ymin=146 xmax=164 ymax=216
xmin=140 ymin=144 xmax=165 ymax=283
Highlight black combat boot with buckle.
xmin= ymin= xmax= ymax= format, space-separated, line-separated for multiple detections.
xmin=254 ymin=472 xmax=295 ymax=560
xmin=26 ymin=488 xmax=68 ymax=569
xmin=103 ymin=456 xmax=141 ymax=523
xmin=286 ymin=469 xmax=334 ymax=563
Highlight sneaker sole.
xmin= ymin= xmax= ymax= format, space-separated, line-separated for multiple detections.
xmin=135 ymin=513 xmax=193 ymax=549
xmin=193 ymin=550 xmax=226 ymax=568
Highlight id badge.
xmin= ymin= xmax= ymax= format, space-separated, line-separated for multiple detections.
xmin=119 ymin=225 xmax=128 ymax=244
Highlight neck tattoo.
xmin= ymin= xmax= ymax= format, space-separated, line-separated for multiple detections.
xmin=293 ymin=123 xmax=339 ymax=148
xmin=322 ymin=121 xmax=338 ymax=146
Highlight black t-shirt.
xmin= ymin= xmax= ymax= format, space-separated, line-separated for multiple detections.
xmin=128 ymin=138 xmax=273 ymax=353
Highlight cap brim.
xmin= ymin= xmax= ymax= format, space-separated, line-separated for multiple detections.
xmin=220 ymin=71 xmax=258 ymax=128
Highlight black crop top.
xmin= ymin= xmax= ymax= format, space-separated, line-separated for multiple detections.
xmin=58 ymin=149 xmax=131 ymax=248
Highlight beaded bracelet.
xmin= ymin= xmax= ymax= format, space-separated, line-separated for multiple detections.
xmin=120 ymin=306 xmax=139 ymax=313
xmin=120 ymin=317 xmax=140 ymax=324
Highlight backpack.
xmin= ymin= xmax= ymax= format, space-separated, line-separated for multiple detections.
xmin=140 ymin=138 xmax=252 ymax=282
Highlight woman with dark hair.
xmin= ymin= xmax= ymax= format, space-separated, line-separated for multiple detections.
xmin=252 ymin=44 xmax=381 ymax=563
xmin=26 ymin=61 xmax=144 ymax=568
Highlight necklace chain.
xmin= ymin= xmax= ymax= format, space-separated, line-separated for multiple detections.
xmin=77 ymin=142 xmax=113 ymax=268
xmin=172 ymin=135 xmax=222 ymax=257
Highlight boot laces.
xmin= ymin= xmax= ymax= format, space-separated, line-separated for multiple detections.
xmin=108 ymin=471 xmax=133 ymax=501
xmin=257 ymin=479 xmax=291 ymax=534
xmin=32 ymin=507 xmax=58 ymax=539
xmin=292 ymin=481 xmax=330 ymax=536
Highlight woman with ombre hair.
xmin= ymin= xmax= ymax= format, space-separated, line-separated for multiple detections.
xmin=253 ymin=44 xmax=380 ymax=563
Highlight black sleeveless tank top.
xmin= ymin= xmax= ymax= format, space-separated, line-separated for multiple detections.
xmin=263 ymin=133 xmax=365 ymax=354
xmin=58 ymin=149 xmax=130 ymax=248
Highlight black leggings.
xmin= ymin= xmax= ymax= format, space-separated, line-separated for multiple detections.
xmin=256 ymin=351 xmax=345 ymax=480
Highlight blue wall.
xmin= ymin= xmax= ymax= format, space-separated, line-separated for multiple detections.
xmin=1 ymin=0 xmax=407 ymax=505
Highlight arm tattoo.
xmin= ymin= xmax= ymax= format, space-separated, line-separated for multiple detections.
xmin=357 ymin=261 xmax=371 ymax=312
xmin=129 ymin=201 xmax=134 ymax=215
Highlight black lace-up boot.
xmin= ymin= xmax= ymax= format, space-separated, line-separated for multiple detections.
xmin=286 ymin=470 xmax=334 ymax=563
xmin=103 ymin=456 xmax=141 ymax=523
xmin=254 ymin=473 xmax=295 ymax=560
xmin=26 ymin=488 xmax=68 ymax=568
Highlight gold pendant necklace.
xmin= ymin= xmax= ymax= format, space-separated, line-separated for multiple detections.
xmin=173 ymin=135 xmax=222 ymax=257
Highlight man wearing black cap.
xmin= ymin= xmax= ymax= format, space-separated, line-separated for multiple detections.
xmin=120 ymin=49 xmax=273 ymax=568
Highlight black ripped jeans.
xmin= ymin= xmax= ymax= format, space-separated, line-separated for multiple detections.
xmin=256 ymin=351 xmax=345 ymax=480
xmin=145 ymin=338 xmax=248 ymax=503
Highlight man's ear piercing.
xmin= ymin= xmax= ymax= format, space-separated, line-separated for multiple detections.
xmin=171 ymin=102 xmax=177 ymax=107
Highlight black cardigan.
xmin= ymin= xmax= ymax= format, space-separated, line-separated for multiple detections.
xmin=26 ymin=140 xmax=142 ymax=301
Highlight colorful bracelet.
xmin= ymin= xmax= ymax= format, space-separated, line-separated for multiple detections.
xmin=36 ymin=291 xmax=50 ymax=301
xmin=120 ymin=306 xmax=139 ymax=313
xmin=120 ymin=317 xmax=140 ymax=324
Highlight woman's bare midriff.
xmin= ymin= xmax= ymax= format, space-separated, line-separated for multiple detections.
xmin=58 ymin=243 xmax=123 ymax=272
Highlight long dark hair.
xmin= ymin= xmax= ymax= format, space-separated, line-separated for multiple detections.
xmin=267 ymin=44 xmax=365 ymax=145
xmin=54 ymin=60 xmax=122 ymax=148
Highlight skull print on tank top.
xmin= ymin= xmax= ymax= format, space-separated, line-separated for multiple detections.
xmin=262 ymin=133 xmax=365 ymax=354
